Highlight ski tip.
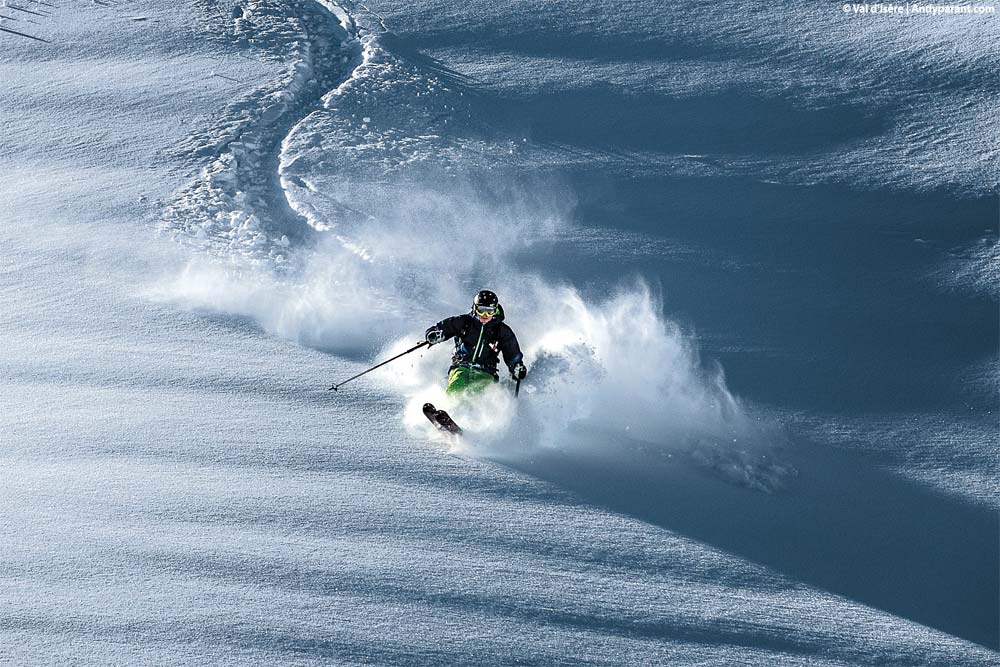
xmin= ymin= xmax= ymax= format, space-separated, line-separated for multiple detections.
xmin=421 ymin=403 xmax=462 ymax=435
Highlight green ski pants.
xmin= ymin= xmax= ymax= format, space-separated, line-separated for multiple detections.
xmin=446 ymin=367 xmax=496 ymax=395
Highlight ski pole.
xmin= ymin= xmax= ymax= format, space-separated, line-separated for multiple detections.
xmin=328 ymin=341 xmax=429 ymax=391
xmin=515 ymin=377 xmax=521 ymax=398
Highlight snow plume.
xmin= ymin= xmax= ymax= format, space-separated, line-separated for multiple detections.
xmin=519 ymin=282 xmax=747 ymax=448
xmin=390 ymin=279 xmax=784 ymax=491
xmin=148 ymin=249 xmax=390 ymax=356
xmin=153 ymin=170 xmax=784 ymax=489
xmin=155 ymin=148 xmax=792 ymax=489
xmin=153 ymin=0 xmax=786 ymax=490
xmin=153 ymin=173 xmax=572 ymax=355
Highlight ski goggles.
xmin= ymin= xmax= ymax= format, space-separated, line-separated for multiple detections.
xmin=473 ymin=305 xmax=498 ymax=317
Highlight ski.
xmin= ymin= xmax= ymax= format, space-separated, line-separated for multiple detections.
xmin=422 ymin=403 xmax=463 ymax=435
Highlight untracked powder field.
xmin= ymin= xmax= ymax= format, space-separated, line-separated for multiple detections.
xmin=1 ymin=1 xmax=997 ymax=665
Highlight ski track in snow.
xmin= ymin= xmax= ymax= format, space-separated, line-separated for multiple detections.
xmin=161 ymin=0 xmax=365 ymax=266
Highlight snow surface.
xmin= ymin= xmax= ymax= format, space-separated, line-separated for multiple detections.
xmin=1 ymin=0 xmax=997 ymax=664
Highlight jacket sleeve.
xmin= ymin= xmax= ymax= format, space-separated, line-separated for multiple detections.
xmin=498 ymin=324 xmax=523 ymax=371
xmin=428 ymin=314 xmax=469 ymax=342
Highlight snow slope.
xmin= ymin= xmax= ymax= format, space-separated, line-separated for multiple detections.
xmin=1 ymin=1 xmax=996 ymax=664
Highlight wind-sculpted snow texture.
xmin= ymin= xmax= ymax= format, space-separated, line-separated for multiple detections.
xmin=2 ymin=0 xmax=998 ymax=665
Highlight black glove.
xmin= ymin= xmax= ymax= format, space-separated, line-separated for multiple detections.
xmin=425 ymin=328 xmax=445 ymax=346
xmin=511 ymin=362 xmax=527 ymax=380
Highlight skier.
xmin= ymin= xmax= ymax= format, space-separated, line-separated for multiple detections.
xmin=424 ymin=289 xmax=528 ymax=396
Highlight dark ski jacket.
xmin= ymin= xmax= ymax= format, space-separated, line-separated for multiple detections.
xmin=427 ymin=305 xmax=523 ymax=379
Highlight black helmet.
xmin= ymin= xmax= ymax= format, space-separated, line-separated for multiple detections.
xmin=472 ymin=289 xmax=500 ymax=317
